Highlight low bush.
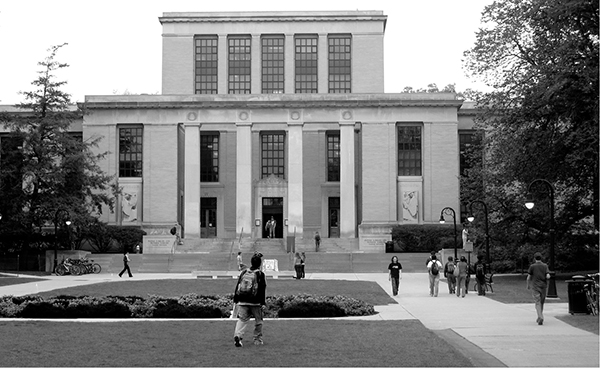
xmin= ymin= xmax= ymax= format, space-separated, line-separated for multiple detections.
xmin=0 ymin=293 xmax=376 ymax=319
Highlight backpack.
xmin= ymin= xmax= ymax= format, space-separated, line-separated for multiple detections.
xmin=236 ymin=269 xmax=259 ymax=297
xmin=123 ymin=255 xmax=127 ymax=262
xmin=476 ymin=263 xmax=485 ymax=277
xmin=447 ymin=262 xmax=455 ymax=274
xmin=430 ymin=261 xmax=439 ymax=276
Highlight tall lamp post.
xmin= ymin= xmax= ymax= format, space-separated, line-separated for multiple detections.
xmin=53 ymin=209 xmax=71 ymax=274
xmin=439 ymin=207 xmax=458 ymax=260
xmin=467 ymin=200 xmax=491 ymax=267
xmin=525 ymin=179 xmax=558 ymax=298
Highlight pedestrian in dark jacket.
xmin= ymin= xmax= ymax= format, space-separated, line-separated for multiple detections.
xmin=233 ymin=254 xmax=267 ymax=347
xmin=118 ymin=252 xmax=133 ymax=277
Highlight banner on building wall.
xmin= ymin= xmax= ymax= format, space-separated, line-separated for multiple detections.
xmin=402 ymin=190 xmax=419 ymax=223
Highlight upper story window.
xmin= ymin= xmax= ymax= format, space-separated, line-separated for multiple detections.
xmin=328 ymin=35 xmax=351 ymax=93
xmin=327 ymin=133 xmax=340 ymax=181
xmin=398 ymin=126 xmax=422 ymax=176
xmin=261 ymin=133 xmax=285 ymax=179
xmin=459 ymin=131 xmax=482 ymax=176
xmin=194 ymin=36 xmax=218 ymax=95
xmin=295 ymin=35 xmax=318 ymax=93
xmin=200 ymin=133 xmax=219 ymax=182
xmin=119 ymin=127 xmax=143 ymax=177
xmin=228 ymin=36 xmax=251 ymax=94
xmin=261 ymin=36 xmax=285 ymax=94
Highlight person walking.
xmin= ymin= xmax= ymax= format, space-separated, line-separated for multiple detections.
xmin=293 ymin=252 xmax=303 ymax=279
xmin=444 ymin=256 xmax=457 ymax=294
xmin=427 ymin=255 xmax=443 ymax=297
xmin=475 ymin=254 xmax=488 ymax=296
xmin=237 ymin=252 xmax=246 ymax=271
xmin=118 ymin=251 xmax=133 ymax=278
xmin=526 ymin=252 xmax=550 ymax=325
xmin=300 ymin=252 xmax=306 ymax=279
xmin=388 ymin=256 xmax=403 ymax=296
xmin=233 ymin=254 xmax=267 ymax=347
xmin=265 ymin=217 xmax=276 ymax=238
xmin=456 ymin=256 xmax=468 ymax=297
xmin=314 ymin=231 xmax=321 ymax=252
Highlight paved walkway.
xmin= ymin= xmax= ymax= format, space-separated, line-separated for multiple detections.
xmin=1 ymin=272 xmax=598 ymax=367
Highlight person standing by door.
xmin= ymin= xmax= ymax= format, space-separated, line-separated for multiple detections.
xmin=118 ymin=251 xmax=133 ymax=278
xmin=265 ymin=217 xmax=276 ymax=238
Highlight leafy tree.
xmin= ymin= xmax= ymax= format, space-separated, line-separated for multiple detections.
xmin=461 ymin=0 xmax=599 ymax=270
xmin=0 ymin=44 xmax=118 ymax=252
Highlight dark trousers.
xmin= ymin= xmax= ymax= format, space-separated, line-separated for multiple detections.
xmin=477 ymin=276 xmax=486 ymax=295
xmin=294 ymin=265 xmax=302 ymax=279
xmin=119 ymin=262 xmax=133 ymax=277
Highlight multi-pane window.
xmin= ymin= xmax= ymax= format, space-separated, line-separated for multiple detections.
xmin=261 ymin=133 xmax=285 ymax=179
xmin=398 ymin=126 xmax=422 ymax=176
xmin=328 ymin=35 xmax=351 ymax=93
xmin=327 ymin=133 xmax=340 ymax=181
xmin=262 ymin=36 xmax=285 ymax=94
xmin=194 ymin=36 xmax=218 ymax=94
xmin=228 ymin=36 xmax=251 ymax=94
xmin=200 ymin=133 xmax=219 ymax=182
xmin=119 ymin=127 xmax=143 ymax=177
xmin=295 ymin=36 xmax=318 ymax=93
xmin=459 ymin=131 xmax=482 ymax=176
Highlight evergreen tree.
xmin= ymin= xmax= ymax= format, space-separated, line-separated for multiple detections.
xmin=0 ymin=44 xmax=117 ymax=251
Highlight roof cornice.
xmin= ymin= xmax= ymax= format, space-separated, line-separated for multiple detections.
xmin=84 ymin=94 xmax=463 ymax=110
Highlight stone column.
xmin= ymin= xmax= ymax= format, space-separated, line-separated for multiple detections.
xmin=340 ymin=121 xmax=356 ymax=238
xmin=251 ymin=34 xmax=261 ymax=93
xmin=285 ymin=34 xmax=294 ymax=93
xmin=218 ymin=34 xmax=228 ymax=94
xmin=287 ymin=118 xmax=304 ymax=237
xmin=318 ymin=33 xmax=328 ymax=93
xmin=184 ymin=123 xmax=201 ymax=239
xmin=236 ymin=119 xmax=253 ymax=237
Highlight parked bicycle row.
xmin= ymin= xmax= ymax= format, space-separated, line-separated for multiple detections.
xmin=55 ymin=257 xmax=101 ymax=276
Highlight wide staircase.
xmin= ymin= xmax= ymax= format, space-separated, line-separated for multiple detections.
xmin=90 ymin=241 xmax=431 ymax=275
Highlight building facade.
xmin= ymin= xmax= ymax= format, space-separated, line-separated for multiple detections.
xmin=81 ymin=11 xmax=476 ymax=251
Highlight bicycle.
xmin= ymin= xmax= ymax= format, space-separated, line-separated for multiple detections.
xmin=472 ymin=273 xmax=494 ymax=293
xmin=584 ymin=273 xmax=599 ymax=316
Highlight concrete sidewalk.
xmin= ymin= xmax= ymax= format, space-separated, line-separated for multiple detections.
xmin=1 ymin=272 xmax=598 ymax=367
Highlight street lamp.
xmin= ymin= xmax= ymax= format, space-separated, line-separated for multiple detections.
xmin=525 ymin=179 xmax=557 ymax=298
xmin=467 ymin=200 xmax=491 ymax=268
xmin=53 ymin=209 xmax=71 ymax=274
xmin=439 ymin=207 xmax=458 ymax=260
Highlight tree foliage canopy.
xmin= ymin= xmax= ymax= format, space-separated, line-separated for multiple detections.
xmin=461 ymin=0 xmax=599 ymax=269
xmin=0 ymin=44 xmax=117 ymax=251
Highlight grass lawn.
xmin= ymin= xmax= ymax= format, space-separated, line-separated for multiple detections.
xmin=36 ymin=279 xmax=397 ymax=306
xmin=0 ymin=279 xmax=477 ymax=367
xmin=0 ymin=275 xmax=47 ymax=287
xmin=0 ymin=319 xmax=474 ymax=367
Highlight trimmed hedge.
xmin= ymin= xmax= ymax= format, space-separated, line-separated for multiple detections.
xmin=0 ymin=293 xmax=376 ymax=319
xmin=391 ymin=224 xmax=462 ymax=252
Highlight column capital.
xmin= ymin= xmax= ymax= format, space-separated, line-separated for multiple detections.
xmin=184 ymin=122 xmax=201 ymax=128
xmin=339 ymin=121 xmax=356 ymax=127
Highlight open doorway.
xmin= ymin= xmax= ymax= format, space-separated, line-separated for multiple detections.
xmin=262 ymin=197 xmax=283 ymax=238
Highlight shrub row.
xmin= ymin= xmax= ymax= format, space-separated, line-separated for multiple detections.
xmin=0 ymin=293 xmax=376 ymax=319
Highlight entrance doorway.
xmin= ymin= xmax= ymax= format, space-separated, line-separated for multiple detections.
xmin=200 ymin=197 xmax=217 ymax=238
xmin=329 ymin=197 xmax=340 ymax=238
xmin=262 ymin=197 xmax=283 ymax=238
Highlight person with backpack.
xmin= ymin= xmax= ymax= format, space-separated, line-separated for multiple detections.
xmin=233 ymin=254 xmax=267 ymax=347
xmin=444 ymin=256 xmax=457 ymax=294
xmin=475 ymin=254 xmax=487 ymax=296
xmin=427 ymin=254 xmax=443 ymax=297
xmin=118 ymin=251 xmax=133 ymax=278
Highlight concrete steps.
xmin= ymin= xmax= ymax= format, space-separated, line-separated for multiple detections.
xmin=88 ymin=252 xmax=434 ymax=274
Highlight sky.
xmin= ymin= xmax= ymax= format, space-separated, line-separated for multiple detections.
xmin=0 ymin=0 xmax=494 ymax=105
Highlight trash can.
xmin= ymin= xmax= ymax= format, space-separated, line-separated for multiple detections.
xmin=385 ymin=241 xmax=394 ymax=253
xmin=566 ymin=276 xmax=592 ymax=315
